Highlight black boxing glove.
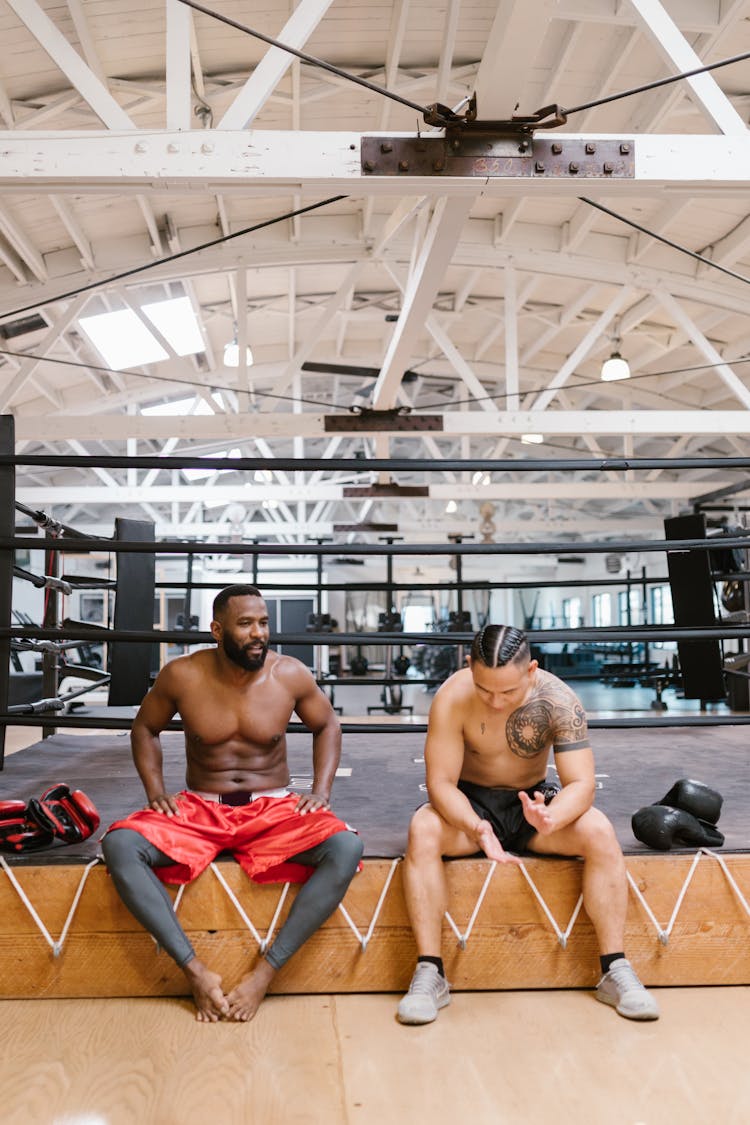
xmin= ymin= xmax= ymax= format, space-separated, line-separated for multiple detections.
xmin=656 ymin=778 xmax=723 ymax=825
xmin=632 ymin=804 xmax=724 ymax=851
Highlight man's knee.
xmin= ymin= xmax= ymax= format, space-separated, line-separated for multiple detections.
xmin=406 ymin=804 xmax=446 ymax=858
xmin=577 ymin=809 xmax=621 ymax=859
xmin=101 ymin=827 xmax=143 ymax=871
xmin=324 ymin=830 xmax=363 ymax=879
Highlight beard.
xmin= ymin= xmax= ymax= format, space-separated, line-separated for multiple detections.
xmin=222 ymin=634 xmax=269 ymax=671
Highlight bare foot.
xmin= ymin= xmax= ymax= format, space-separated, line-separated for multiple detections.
xmin=226 ymin=958 xmax=276 ymax=1022
xmin=183 ymin=957 xmax=229 ymax=1023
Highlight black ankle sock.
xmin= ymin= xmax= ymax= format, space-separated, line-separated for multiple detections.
xmin=418 ymin=955 xmax=445 ymax=978
xmin=600 ymin=952 xmax=625 ymax=974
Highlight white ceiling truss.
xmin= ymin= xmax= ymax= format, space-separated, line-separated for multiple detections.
xmin=0 ymin=0 xmax=750 ymax=545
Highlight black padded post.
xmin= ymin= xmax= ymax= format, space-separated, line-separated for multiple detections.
xmin=0 ymin=416 xmax=14 ymax=768
xmin=108 ymin=518 xmax=156 ymax=706
xmin=664 ymin=513 xmax=726 ymax=701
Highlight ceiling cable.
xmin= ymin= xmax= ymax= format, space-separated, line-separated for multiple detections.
xmin=0 ymin=195 xmax=347 ymax=323
xmin=0 ymin=348 xmax=346 ymax=412
xmin=178 ymin=0 xmax=750 ymax=131
xmin=580 ymin=197 xmax=750 ymax=288
xmin=562 ymin=49 xmax=750 ymax=119
xmin=175 ymin=0 xmax=452 ymax=124
xmin=6 ymin=348 xmax=748 ymax=417
xmin=417 ymin=359 xmax=750 ymax=412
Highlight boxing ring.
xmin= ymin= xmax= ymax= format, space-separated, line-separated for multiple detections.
xmin=2 ymin=725 xmax=750 ymax=999
xmin=2 ymin=418 xmax=750 ymax=1000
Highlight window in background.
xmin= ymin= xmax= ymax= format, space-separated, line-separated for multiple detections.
xmin=650 ymin=584 xmax=673 ymax=624
xmin=562 ymin=596 xmax=582 ymax=627
xmin=618 ymin=588 xmax=644 ymax=626
xmin=592 ymin=592 xmax=612 ymax=627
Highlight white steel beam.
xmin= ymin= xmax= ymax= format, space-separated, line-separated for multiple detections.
xmin=372 ymin=197 xmax=473 ymax=408
xmin=425 ymin=313 xmax=499 ymax=412
xmin=2 ymin=130 xmax=750 ymax=191
xmin=0 ymin=293 xmax=91 ymax=412
xmin=14 ymin=480 xmax=741 ymax=506
xmin=65 ymin=0 xmax=106 ymax=83
xmin=166 ymin=0 xmax=192 ymax=131
xmin=4 ymin=0 xmax=135 ymax=130
xmin=530 ymin=289 xmax=634 ymax=412
xmin=49 ymin=194 xmax=94 ymax=269
xmin=218 ymin=0 xmax=337 ymax=130
xmin=0 ymin=202 xmax=47 ymax=281
xmin=628 ymin=0 xmax=748 ymax=134
xmin=473 ymin=0 xmax=562 ymax=118
xmin=655 ymin=288 xmax=750 ymax=409
xmin=12 ymin=410 xmax=750 ymax=442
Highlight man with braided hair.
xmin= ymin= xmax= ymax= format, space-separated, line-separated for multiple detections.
xmin=397 ymin=623 xmax=658 ymax=1025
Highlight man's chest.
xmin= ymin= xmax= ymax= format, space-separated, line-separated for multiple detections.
xmin=179 ymin=681 xmax=292 ymax=746
xmin=465 ymin=699 xmax=555 ymax=762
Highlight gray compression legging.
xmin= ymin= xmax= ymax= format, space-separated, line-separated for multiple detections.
xmin=102 ymin=827 xmax=363 ymax=970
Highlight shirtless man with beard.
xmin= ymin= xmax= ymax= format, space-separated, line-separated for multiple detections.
xmin=103 ymin=584 xmax=362 ymax=1022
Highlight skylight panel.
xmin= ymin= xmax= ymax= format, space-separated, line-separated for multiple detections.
xmin=142 ymin=296 xmax=204 ymax=357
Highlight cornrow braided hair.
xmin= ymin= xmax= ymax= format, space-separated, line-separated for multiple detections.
xmin=470 ymin=624 xmax=530 ymax=668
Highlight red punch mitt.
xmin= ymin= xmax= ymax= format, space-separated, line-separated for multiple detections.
xmin=0 ymin=799 xmax=55 ymax=853
xmin=26 ymin=783 xmax=101 ymax=845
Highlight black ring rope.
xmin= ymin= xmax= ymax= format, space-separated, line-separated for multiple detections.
xmin=5 ymin=453 xmax=750 ymax=472
xmin=1 ymin=534 xmax=748 ymax=557
xmin=1 ymin=713 xmax=747 ymax=733
xmin=4 ymin=625 xmax=749 ymax=646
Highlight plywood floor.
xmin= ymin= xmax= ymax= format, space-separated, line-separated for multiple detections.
xmin=1 ymin=988 xmax=749 ymax=1125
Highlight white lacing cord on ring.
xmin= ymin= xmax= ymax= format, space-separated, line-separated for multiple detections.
xmin=626 ymin=850 xmax=703 ymax=945
xmin=444 ymin=860 xmax=498 ymax=950
xmin=517 ymin=861 xmax=584 ymax=950
xmin=207 ymin=861 xmax=292 ymax=952
xmin=628 ymin=847 xmax=750 ymax=946
xmin=0 ymin=855 xmax=101 ymax=958
xmin=703 ymin=847 xmax=750 ymax=918
xmin=337 ymin=857 xmax=401 ymax=950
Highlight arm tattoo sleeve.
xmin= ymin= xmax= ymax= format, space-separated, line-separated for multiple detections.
xmin=505 ymin=682 xmax=588 ymax=758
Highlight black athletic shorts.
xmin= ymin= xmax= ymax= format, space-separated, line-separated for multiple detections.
xmin=457 ymin=778 xmax=560 ymax=854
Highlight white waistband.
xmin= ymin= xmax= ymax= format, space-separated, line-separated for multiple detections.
xmin=189 ymin=787 xmax=291 ymax=802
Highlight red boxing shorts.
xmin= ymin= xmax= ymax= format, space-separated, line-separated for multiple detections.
xmin=106 ymin=791 xmax=356 ymax=886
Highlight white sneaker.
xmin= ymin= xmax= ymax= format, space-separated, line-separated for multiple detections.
xmin=596 ymin=958 xmax=660 ymax=1021
xmin=397 ymin=962 xmax=451 ymax=1025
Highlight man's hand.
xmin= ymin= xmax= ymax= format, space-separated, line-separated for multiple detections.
xmin=294 ymin=791 xmax=330 ymax=815
xmin=519 ymin=790 xmax=555 ymax=835
xmin=145 ymin=793 xmax=183 ymax=817
xmin=475 ymin=820 xmax=522 ymax=865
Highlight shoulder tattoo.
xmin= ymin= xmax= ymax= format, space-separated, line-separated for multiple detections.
xmin=506 ymin=681 xmax=587 ymax=759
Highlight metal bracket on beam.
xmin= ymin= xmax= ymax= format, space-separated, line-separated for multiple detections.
xmin=362 ymin=134 xmax=634 ymax=179
xmin=324 ymin=410 xmax=444 ymax=432
xmin=343 ymin=484 xmax=430 ymax=498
